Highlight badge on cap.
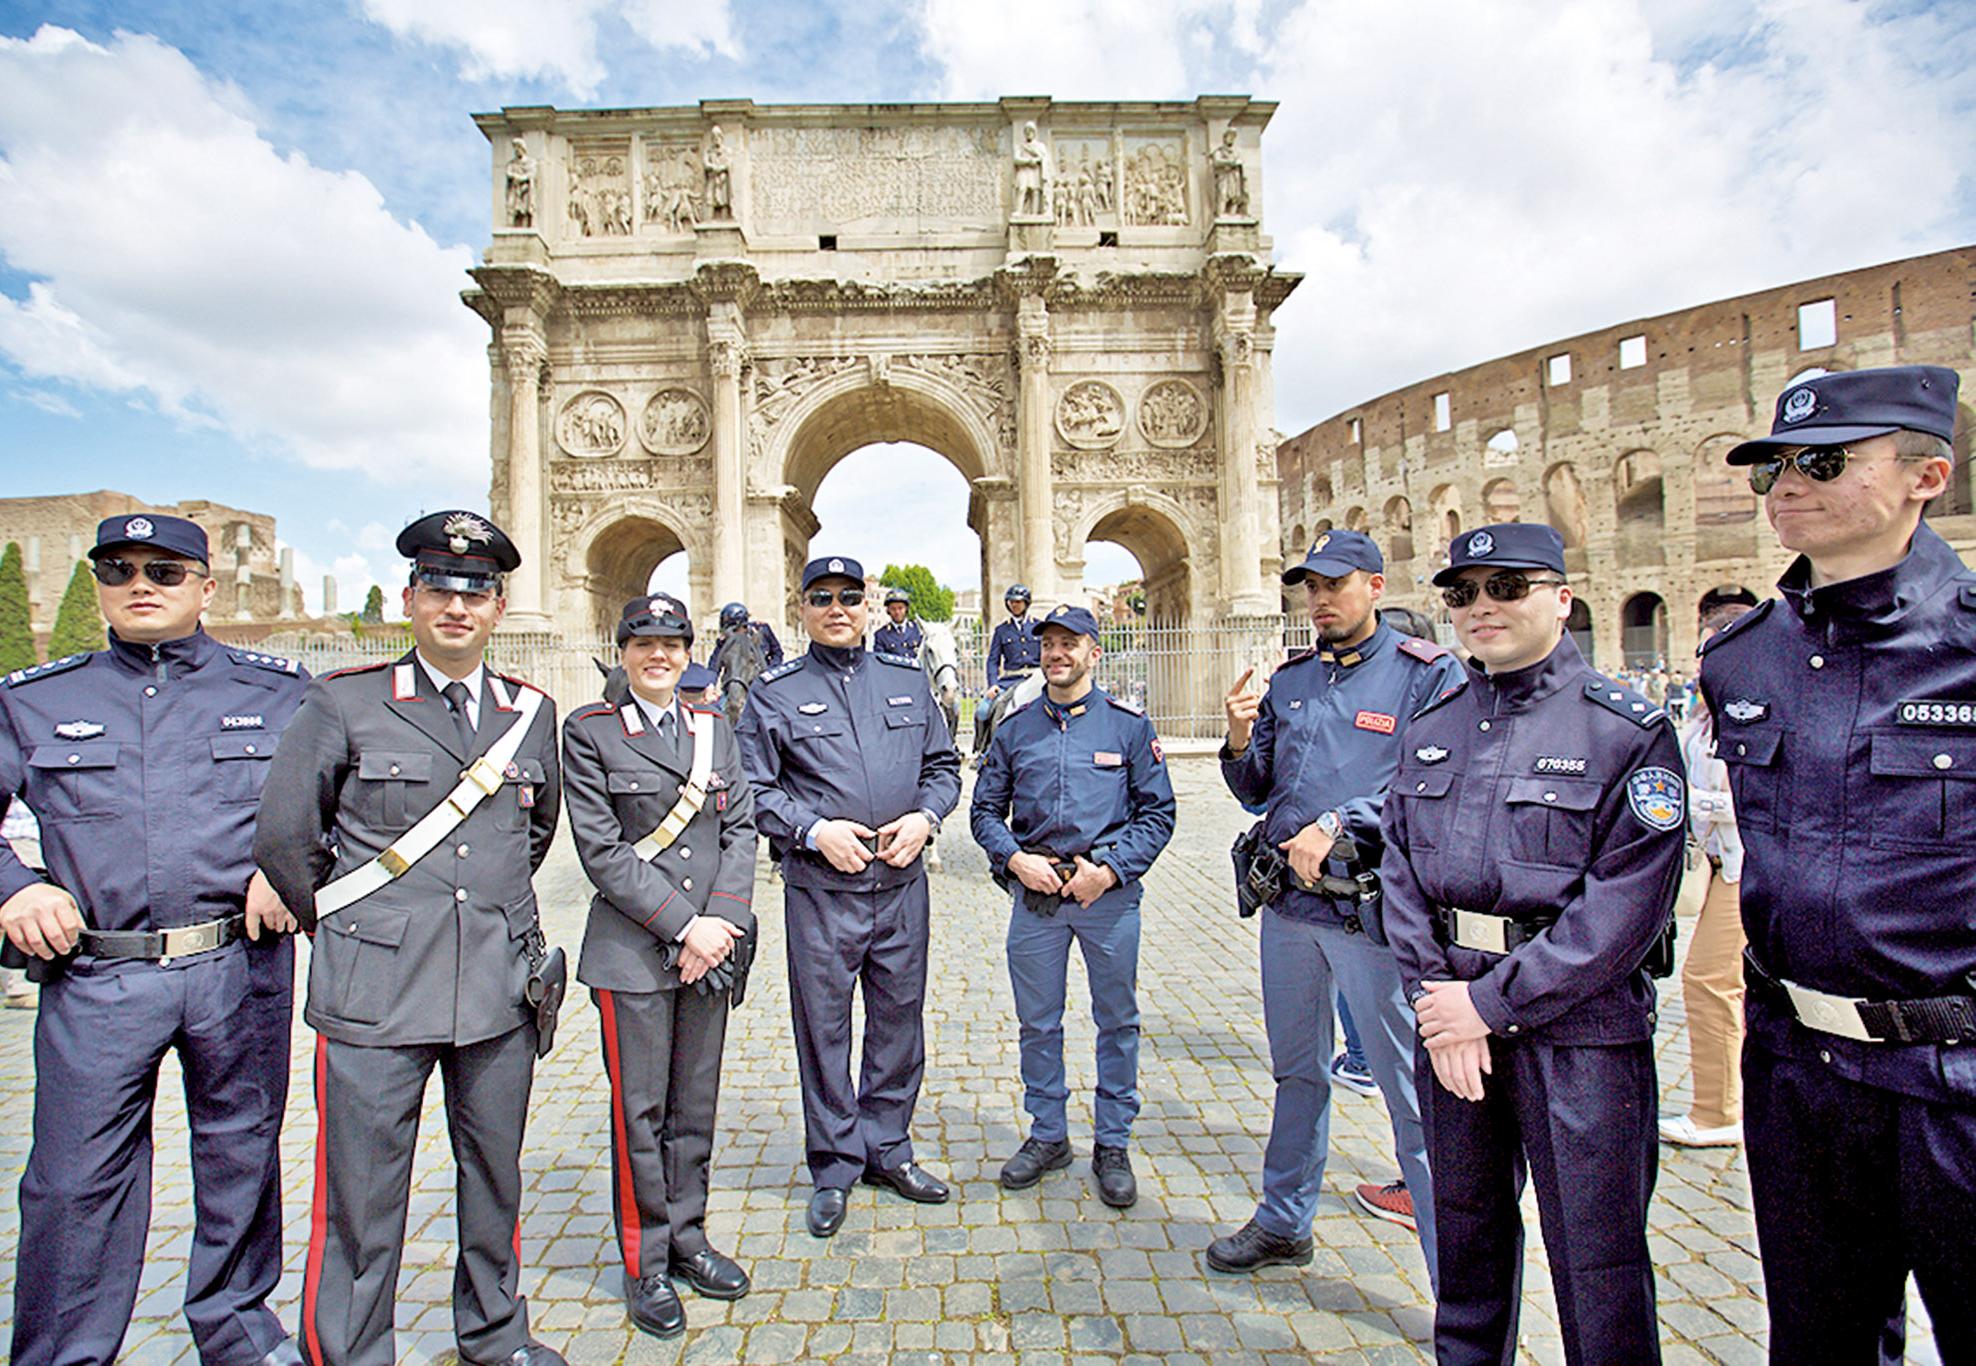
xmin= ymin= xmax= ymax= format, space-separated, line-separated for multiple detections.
xmin=124 ymin=516 xmax=154 ymax=540
xmin=1314 ymin=533 xmax=1331 ymax=553
xmin=443 ymin=513 xmax=492 ymax=555
xmin=1467 ymin=531 xmax=1494 ymax=557
xmin=828 ymin=558 xmax=845 ymax=573
xmin=1626 ymin=767 xmax=1685 ymax=831
xmin=1781 ymin=388 xmax=1816 ymax=423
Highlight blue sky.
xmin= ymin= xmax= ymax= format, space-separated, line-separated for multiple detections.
xmin=2 ymin=0 xmax=1972 ymax=616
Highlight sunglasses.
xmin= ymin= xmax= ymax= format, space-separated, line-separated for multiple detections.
xmin=1441 ymin=570 xmax=1568 ymax=610
xmin=805 ymin=588 xmax=865 ymax=608
xmin=1746 ymin=446 xmax=1863 ymax=495
xmin=92 ymin=558 xmax=204 ymax=588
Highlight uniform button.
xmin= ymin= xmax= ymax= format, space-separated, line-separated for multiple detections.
xmin=144 ymin=686 xmax=157 ymax=697
xmin=1810 ymin=655 xmax=1825 ymax=669
xmin=1819 ymin=1049 xmax=1832 ymax=1064
xmin=454 ymin=888 xmax=468 ymax=902
xmin=682 ymin=877 xmax=694 ymax=891
xmin=1478 ymin=720 xmax=1491 ymax=732
xmin=389 ymin=764 xmax=401 ymax=776
xmin=67 ymin=753 xmax=79 ymax=764
xmin=1737 ymin=743 xmax=1748 ymax=756
xmin=1416 ymin=781 xmax=1427 ymax=792
xmin=1935 ymin=753 xmax=1954 ymax=770
xmin=1543 ymin=792 xmax=1557 ymax=803
xmin=244 ymin=744 xmax=256 ymax=754
xmin=1506 ymin=1024 xmax=1520 ymax=1034
xmin=678 ymin=847 xmax=691 ymax=859
xmin=457 ymin=844 xmax=470 ymax=857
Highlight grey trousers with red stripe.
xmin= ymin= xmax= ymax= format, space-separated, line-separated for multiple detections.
xmin=594 ymin=986 xmax=729 ymax=1281
xmin=300 ymin=1027 xmax=536 ymax=1366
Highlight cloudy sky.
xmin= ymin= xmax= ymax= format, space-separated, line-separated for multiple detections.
xmin=1 ymin=0 xmax=1971 ymax=616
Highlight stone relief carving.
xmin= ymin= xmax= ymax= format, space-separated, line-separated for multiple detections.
xmin=748 ymin=126 xmax=1001 ymax=231
xmin=1052 ymin=138 xmax=1114 ymax=225
xmin=504 ymin=137 xmax=534 ymax=228
xmin=552 ymin=461 xmax=714 ymax=495
xmin=567 ymin=138 xmax=634 ymax=237
xmin=641 ymin=137 xmax=703 ymax=233
xmin=1055 ymin=380 xmax=1126 ymax=449
xmin=1012 ymin=122 xmax=1051 ymax=219
xmin=638 ymin=388 xmax=711 ymax=455
xmin=556 ymin=390 xmax=628 ymax=456
xmin=1138 ymin=379 xmax=1209 ymax=447
xmin=1052 ymin=488 xmax=1084 ymax=559
xmin=745 ymin=355 xmax=860 ymax=458
xmin=703 ymin=125 xmax=732 ymax=220
xmin=1210 ymin=129 xmax=1248 ymax=218
xmin=1123 ymin=136 xmax=1188 ymax=226
xmin=1051 ymin=446 xmax=1217 ymax=483
xmin=897 ymin=352 xmax=1016 ymax=450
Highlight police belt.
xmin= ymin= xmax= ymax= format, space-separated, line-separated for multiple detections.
xmin=1744 ymin=948 xmax=1976 ymax=1045
xmin=81 ymin=914 xmax=247 ymax=964
xmin=1435 ymin=906 xmax=1556 ymax=956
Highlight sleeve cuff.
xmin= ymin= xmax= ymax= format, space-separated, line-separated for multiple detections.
xmin=1467 ymin=974 xmax=1523 ymax=1038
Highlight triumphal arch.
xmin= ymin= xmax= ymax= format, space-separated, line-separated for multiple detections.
xmin=464 ymin=97 xmax=1299 ymax=639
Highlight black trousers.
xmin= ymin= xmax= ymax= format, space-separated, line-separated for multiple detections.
xmin=300 ymin=1026 xmax=536 ymax=1366
xmin=1421 ymin=1036 xmax=1660 ymax=1366
xmin=593 ymin=985 xmax=730 ymax=1281
xmin=1745 ymin=1044 xmax=1976 ymax=1364
xmin=783 ymin=879 xmax=930 ymax=1188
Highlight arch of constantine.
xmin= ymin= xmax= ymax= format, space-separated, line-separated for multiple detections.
xmin=464 ymin=98 xmax=1299 ymax=640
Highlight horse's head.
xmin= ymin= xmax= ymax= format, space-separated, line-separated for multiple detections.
xmin=919 ymin=622 xmax=962 ymax=705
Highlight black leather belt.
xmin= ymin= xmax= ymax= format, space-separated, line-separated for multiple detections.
xmin=1434 ymin=906 xmax=1554 ymax=955
xmin=82 ymin=915 xmax=247 ymax=964
xmin=1744 ymin=949 xmax=1975 ymax=1045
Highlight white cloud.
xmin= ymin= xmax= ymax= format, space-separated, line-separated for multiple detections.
xmin=918 ymin=0 xmax=1219 ymax=100
xmin=7 ymin=384 xmax=83 ymax=419
xmin=0 ymin=26 xmax=488 ymax=482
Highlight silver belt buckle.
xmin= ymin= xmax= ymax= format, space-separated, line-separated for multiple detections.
xmin=1783 ymin=979 xmax=1875 ymax=1043
xmin=1452 ymin=909 xmax=1510 ymax=956
xmin=159 ymin=918 xmax=226 ymax=965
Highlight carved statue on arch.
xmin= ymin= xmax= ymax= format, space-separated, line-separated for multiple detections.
xmin=1012 ymin=121 xmax=1051 ymax=219
xmin=704 ymin=125 xmax=732 ymax=220
xmin=504 ymin=137 xmax=534 ymax=228
xmin=1210 ymin=129 xmax=1249 ymax=219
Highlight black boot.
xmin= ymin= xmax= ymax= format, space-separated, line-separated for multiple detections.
xmin=1092 ymin=1144 xmax=1138 ymax=1208
xmin=999 ymin=1136 xmax=1073 ymax=1190
xmin=1204 ymin=1217 xmax=1314 ymax=1273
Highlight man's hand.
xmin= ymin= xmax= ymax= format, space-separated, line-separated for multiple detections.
xmin=1061 ymin=855 xmax=1118 ymax=908
xmin=876 ymin=811 xmax=933 ymax=868
xmin=1224 ymin=667 xmax=1261 ymax=754
xmin=814 ymin=820 xmax=877 ymax=874
xmin=1427 ymin=1036 xmax=1493 ymax=1102
xmin=0 ymin=883 xmax=84 ymax=959
xmin=244 ymin=869 xmax=297 ymax=941
xmin=1007 ymin=852 xmax=1063 ymax=895
xmin=986 ymin=684 xmax=1002 ymax=700
xmin=1415 ymin=980 xmax=1492 ymax=1048
xmin=677 ymin=916 xmax=746 ymax=985
xmin=1279 ymin=820 xmax=1337 ymax=885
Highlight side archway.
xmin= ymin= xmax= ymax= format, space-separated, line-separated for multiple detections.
xmin=574 ymin=505 xmax=702 ymax=639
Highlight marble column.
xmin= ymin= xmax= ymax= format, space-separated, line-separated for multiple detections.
xmin=501 ymin=332 xmax=549 ymax=623
xmin=1014 ymin=293 xmax=1057 ymax=604
xmin=706 ymin=309 xmax=749 ymax=612
xmin=1214 ymin=293 xmax=1270 ymax=613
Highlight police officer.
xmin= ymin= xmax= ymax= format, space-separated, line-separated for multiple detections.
xmin=0 ymin=513 xmax=307 ymax=1366
xmin=873 ymin=587 xmax=926 ymax=658
xmin=1382 ymin=522 xmax=1685 ymax=1365
xmin=734 ymin=555 xmax=962 ymax=1237
xmin=976 ymin=583 xmax=1042 ymax=758
xmin=1209 ymin=529 xmax=1462 ymax=1281
xmin=256 ymin=511 xmax=565 ymax=1366
xmin=707 ymin=601 xmax=785 ymax=673
xmin=969 ymin=604 xmax=1175 ymax=1207
xmin=1697 ymin=365 xmax=1974 ymax=1362
xmin=563 ymin=594 xmax=756 ymax=1339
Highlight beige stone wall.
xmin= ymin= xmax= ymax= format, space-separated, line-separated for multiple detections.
xmin=1276 ymin=246 xmax=1976 ymax=669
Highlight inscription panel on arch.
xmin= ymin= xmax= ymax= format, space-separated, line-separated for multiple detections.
xmin=749 ymin=125 xmax=1004 ymax=233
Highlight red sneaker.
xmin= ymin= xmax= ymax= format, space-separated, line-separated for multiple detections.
xmin=1354 ymin=1180 xmax=1416 ymax=1231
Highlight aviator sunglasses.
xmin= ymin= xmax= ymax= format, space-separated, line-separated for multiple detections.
xmin=1441 ymin=570 xmax=1568 ymax=610
xmin=91 ymin=558 xmax=204 ymax=588
xmin=1745 ymin=445 xmax=1863 ymax=496
xmin=804 ymin=588 xmax=865 ymax=608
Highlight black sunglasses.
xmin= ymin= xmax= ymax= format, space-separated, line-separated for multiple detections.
xmin=805 ymin=588 xmax=865 ymax=608
xmin=1441 ymin=570 xmax=1567 ymax=610
xmin=1746 ymin=446 xmax=1860 ymax=495
xmin=92 ymin=558 xmax=203 ymax=588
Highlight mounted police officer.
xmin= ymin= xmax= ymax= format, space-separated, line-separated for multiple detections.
xmin=873 ymin=587 xmax=925 ymax=659
xmin=563 ymin=593 xmax=757 ymax=1339
xmin=970 ymin=604 xmax=1175 ymax=1208
xmin=975 ymin=583 xmax=1041 ymax=760
xmin=707 ymin=602 xmax=782 ymax=725
xmin=1697 ymin=365 xmax=1975 ymax=1362
xmin=0 ymin=513 xmax=308 ymax=1366
xmin=734 ymin=555 xmax=961 ymax=1237
xmin=1209 ymin=529 xmax=1461 ymax=1283
xmin=255 ymin=511 xmax=565 ymax=1366
xmin=1381 ymin=522 xmax=1685 ymax=1365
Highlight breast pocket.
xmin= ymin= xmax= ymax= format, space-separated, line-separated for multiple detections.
xmin=210 ymin=732 xmax=275 ymax=805
xmin=605 ymin=767 xmax=673 ymax=824
xmin=1718 ymin=726 xmax=1784 ymax=833
xmin=1503 ymin=776 xmax=1601 ymax=867
xmin=26 ymin=742 xmax=122 ymax=822
xmin=498 ymin=760 xmax=546 ymax=832
xmin=1865 ymin=731 xmax=1976 ymax=850
xmin=1396 ymin=766 xmax=1455 ymax=851
xmin=356 ymin=750 xmax=433 ymax=830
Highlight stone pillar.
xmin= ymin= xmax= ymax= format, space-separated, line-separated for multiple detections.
xmin=278 ymin=546 xmax=296 ymax=619
xmin=500 ymin=331 xmax=550 ymax=625
xmin=322 ymin=574 xmax=337 ymax=618
xmin=706 ymin=314 xmax=748 ymax=612
xmin=1014 ymin=294 xmax=1057 ymax=604
xmin=971 ymin=476 xmax=1022 ymax=607
xmin=1213 ymin=284 xmax=1271 ymax=614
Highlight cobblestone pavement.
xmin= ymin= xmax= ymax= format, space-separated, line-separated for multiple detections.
xmin=0 ymin=757 xmax=1943 ymax=1363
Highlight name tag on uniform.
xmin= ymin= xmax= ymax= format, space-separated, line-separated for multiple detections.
xmin=888 ymin=696 xmax=913 ymax=705
xmin=1897 ymin=699 xmax=1976 ymax=727
xmin=1534 ymin=755 xmax=1588 ymax=775
xmin=1093 ymin=751 xmax=1123 ymax=767
xmin=1354 ymin=710 xmax=1397 ymax=734
xmin=221 ymin=714 xmax=265 ymax=729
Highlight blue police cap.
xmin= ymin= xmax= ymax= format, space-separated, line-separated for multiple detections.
xmin=1283 ymin=528 xmax=1383 ymax=584
xmin=801 ymin=555 xmax=864 ymax=590
xmin=89 ymin=513 xmax=209 ymax=565
xmin=1726 ymin=364 xmax=1960 ymax=465
xmin=679 ymin=661 xmax=716 ymax=693
xmin=1037 ymin=603 xmax=1102 ymax=641
xmin=1432 ymin=523 xmax=1567 ymax=586
xmin=617 ymin=592 xmax=693 ymax=647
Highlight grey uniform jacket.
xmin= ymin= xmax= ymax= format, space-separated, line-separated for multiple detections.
xmin=254 ymin=653 xmax=561 ymax=1047
xmin=562 ymin=697 xmax=758 ymax=993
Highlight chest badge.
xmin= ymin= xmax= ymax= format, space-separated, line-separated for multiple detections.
xmin=1415 ymin=744 xmax=1449 ymax=764
xmin=1626 ymin=767 xmax=1686 ymax=832
xmin=1354 ymin=710 xmax=1397 ymax=734
xmin=887 ymin=695 xmax=913 ymax=706
xmin=1093 ymin=751 xmax=1123 ymax=767
xmin=54 ymin=720 xmax=105 ymax=740
xmin=1533 ymin=755 xmax=1588 ymax=775
xmin=1723 ymin=699 xmax=1768 ymax=724
xmin=221 ymin=714 xmax=265 ymax=730
xmin=799 ymin=702 xmax=828 ymax=715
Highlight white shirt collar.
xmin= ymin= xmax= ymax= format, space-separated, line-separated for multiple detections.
xmin=631 ymin=690 xmax=679 ymax=733
xmin=415 ymin=653 xmax=483 ymax=708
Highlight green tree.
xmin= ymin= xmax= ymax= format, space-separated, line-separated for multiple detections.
xmin=361 ymin=584 xmax=386 ymax=624
xmin=48 ymin=562 xmax=105 ymax=658
xmin=0 ymin=543 xmax=36 ymax=673
xmin=877 ymin=563 xmax=955 ymax=622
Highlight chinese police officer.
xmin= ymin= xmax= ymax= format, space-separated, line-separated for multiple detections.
xmin=1211 ymin=529 xmax=1462 ymax=1283
xmin=969 ymin=604 xmax=1176 ymax=1207
xmin=255 ymin=511 xmax=565 ymax=1366
xmin=0 ymin=513 xmax=308 ymax=1366
xmin=734 ymin=556 xmax=961 ymax=1237
xmin=1697 ymin=365 xmax=1974 ymax=1362
xmin=873 ymin=587 xmax=925 ymax=658
xmin=562 ymin=593 xmax=757 ymax=1338
xmin=1382 ymin=522 xmax=1685 ymax=1365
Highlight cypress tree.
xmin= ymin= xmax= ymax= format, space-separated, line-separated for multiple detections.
xmin=0 ymin=543 xmax=35 ymax=672
xmin=47 ymin=561 xmax=106 ymax=658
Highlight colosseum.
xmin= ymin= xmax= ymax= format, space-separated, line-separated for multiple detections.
xmin=1275 ymin=245 xmax=1976 ymax=670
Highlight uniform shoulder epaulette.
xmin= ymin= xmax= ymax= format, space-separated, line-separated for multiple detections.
xmin=1396 ymin=636 xmax=1452 ymax=664
xmin=1409 ymin=675 xmax=1468 ymax=721
xmin=874 ymin=651 xmax=920 ymax=670
xmin=1104 ymin=692 xmax=1144 ymax=715
xmin=1278 ymin=645 xmax=1319 ymax=670
xmin=1583 ymin=676 xmax=1666 ymax=727
xmin=323 ymin=661 xmax=391 ymax=681
xmin=758 ymin=659 xmax=805 ymax=684
xmin=1958 ymin=582 xmax=1976 ymax=612
xmin=1696 ymin=598 xmax=1774 ymax=654
xmin=4 ymin=652 xmax=91 ymax=688
xmin=227 ymin=648 xmax=299 ymax=675
xmin=569 ymin=701 xmax=616 ymax=722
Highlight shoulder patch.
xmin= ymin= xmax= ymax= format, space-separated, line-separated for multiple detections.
xmin=1104 ymin=692 xmax=1144 ymax=715
xmin=874 ymin=651 xmax=920 ymax=670
xmin=1396 ymin=636 xmax=1451 ymax=664
xmin=1697 ymin=598 xmax=1774 ymax=654
xmin=227 ymin=648 xmax=299 ymax=675
xmin=4 ymin=652 xmax=91 ymax=688
xmin=1276 ymin=646 xmax=1319 ymax=672
xmin=1409 ymin=675 xmax=1469 ymax=722
xmin=758 ymin=658 xmax=805 ymax=684
xmin=323 ymin=661 xmax=391 ymax=681
xmin=1583 ymin=677 xmax=1666 ymax=727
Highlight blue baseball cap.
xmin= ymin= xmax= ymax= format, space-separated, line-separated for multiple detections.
xmin=1283 ymin=528 xmax=1383 ymax=584
xmin=1727 ymin=364 xmax=1960 ymax=464
xmin=1433 ymin=523 xmax=1566 ymax=586
xmin=90 ymin=513 xmax=209 ymax=565
xmin=1038 ymin=603 xmax=1102 ymax=641
xmin=801 ymin=555 xmax=865 ymax=590
xmin=679 ymin=661 xmax=717 ymax=693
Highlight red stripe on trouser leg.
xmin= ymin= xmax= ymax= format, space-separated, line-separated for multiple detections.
xmin=598 ymin=989 xmax=642 ymax=1279
xmin=303 ymin=1038 xmax=330 ymax=1365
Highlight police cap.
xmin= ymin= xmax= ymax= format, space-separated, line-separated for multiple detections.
xmin=1283 ymin=528 xmax=1383 ymax=584
xmin=1432 ymin=522 xmax=1566 ymax=586
xmin=397 ymin=511 xmax=519 ymax=596
xmin=801 ymin=555 xmax=864 ymax=590
xmin=1726 ymin=364 xmax=1961 ymax=464
xmin=617 ymin=592 xmax=694 ymax=647
xmin=1038 ymin=603 xmax=1101 ymax=641
xmin=90 ymin=513 xmax=209 ymax=566
xmin=679 ymin=660 xmax=717 ymax=693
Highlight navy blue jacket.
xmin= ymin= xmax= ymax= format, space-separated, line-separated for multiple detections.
xmin=735 ymin=644 xmax=961 ymax=891
xmin=873 ymin=618 xmax=925 ymax=659
xmin=969 ymin=685 xmax=1176 ymax=903
xmin=986 ymin=615 xmax=1041 ymax=687
xmin=1381 ymin=635 xmax=1686 ymax=1045
xmin=0 ymin=630 xmax=307 ymax=933
xmin=1221 ymin=623 xmax=1465 ymax=922
xmin=1699 ymin=523 xmax=1976 ymax=1105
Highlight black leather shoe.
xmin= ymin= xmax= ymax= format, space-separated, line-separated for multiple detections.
xmin=1092 ymin=1143 xmax=1138 ymax=1208
xmin=999 ymin=1136 xmax=1073 ymax=1190
xmin=625 ymin=1271 xmax=686 ymax=1338
xmin=671 ymin=1246 xmax=750 ymax=1300
xmin=465 ymin=1344 xmax=568 ymax=1366
xmin=807 ymin=1185 xmax=849 ymax=1237
xmin=1204 ymin=1216 xmax=1315 ymax=1273
xmin=862 ymin=1159 xmax=950 ymax=1203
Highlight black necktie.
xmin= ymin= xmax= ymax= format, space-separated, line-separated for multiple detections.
xmin=442 ymin=680 xmax=475 ymax=754
xmin=656 ymin=707 xmax=676 ymax=745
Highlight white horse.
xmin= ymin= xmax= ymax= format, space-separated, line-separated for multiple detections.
xmin=918 ymin=621 xmax=965 ymax=873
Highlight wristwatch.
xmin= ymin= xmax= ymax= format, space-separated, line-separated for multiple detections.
xmin=1315 ymin=810 xmax=1345 ymax=841
xmin=917 ymin=807 xmax=944 ymax=835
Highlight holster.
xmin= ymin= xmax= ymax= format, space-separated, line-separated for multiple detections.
xmin=1231 ymin=821 xmax=1282 ymax=918
xmin=0 ymin=937 xmax=68 ymax=983
xmin=522 ymin=927 xmax=566 ymax=1058
xmin=995 ymin=850 xmax=1079 ymax=917
xmin=1641 ymin=916 xmax=1677 ymax=979
xmin=728 ymin=925 xmax=759 ymax=1005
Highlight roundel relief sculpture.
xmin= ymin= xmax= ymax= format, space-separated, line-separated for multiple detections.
xmin=1055 ymin=380 xmax=1126 ymax=449
xmin=638 ymin=388 xmax=711 ymax=455
xmin=556 ymin=390 xmax=628 ymax=457
xmin=1138 ymin=379 xmax=1208 ymax=447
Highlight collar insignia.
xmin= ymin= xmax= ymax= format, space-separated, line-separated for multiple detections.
xmin=1415 ymin=744 xmax=1449 ymax=764
xmin=442 ymin=513 xmax=492 ymax=555
xmin=54 ymin=720 xmax=105 ymax=740
xmin=1723 ymin=698 xmax=1768 ymax=723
